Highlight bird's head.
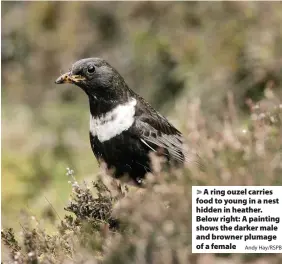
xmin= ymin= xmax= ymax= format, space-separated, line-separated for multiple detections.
xmin=55 ymin=58 xmax=128 ymax=100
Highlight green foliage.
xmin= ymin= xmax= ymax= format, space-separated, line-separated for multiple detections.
xmin=2 ymin=2 xmax=282 ymax=263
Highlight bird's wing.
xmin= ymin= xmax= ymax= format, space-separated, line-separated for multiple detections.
xmin=134 ymin=114 xmax=186 ymax=163
xmin=126 ymin=93 xmax=201 ymax=166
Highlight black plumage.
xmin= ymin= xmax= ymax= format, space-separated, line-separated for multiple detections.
xmin=55 ymin=58 xmax=197 ymax=185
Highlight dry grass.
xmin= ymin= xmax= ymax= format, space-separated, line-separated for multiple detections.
xmin=2 ymin=91 xmax=282 ymax=264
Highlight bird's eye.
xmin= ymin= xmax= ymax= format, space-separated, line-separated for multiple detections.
xmin=87 ymin=65 xmax=95 ymax=74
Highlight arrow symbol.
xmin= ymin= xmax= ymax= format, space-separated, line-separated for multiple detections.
xmin=197 ymin=190 xmax=202 ymax=195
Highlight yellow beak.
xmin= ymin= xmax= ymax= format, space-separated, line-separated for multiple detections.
xmin=55 ymin=72 xmax=86 ymax=84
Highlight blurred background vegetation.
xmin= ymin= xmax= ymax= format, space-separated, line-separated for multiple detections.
xmin=2 ymin=2 xmax=282 ymax=263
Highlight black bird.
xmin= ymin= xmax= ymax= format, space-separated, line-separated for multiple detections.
xmin=55 ymin=58 xmax=198 ymax=186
